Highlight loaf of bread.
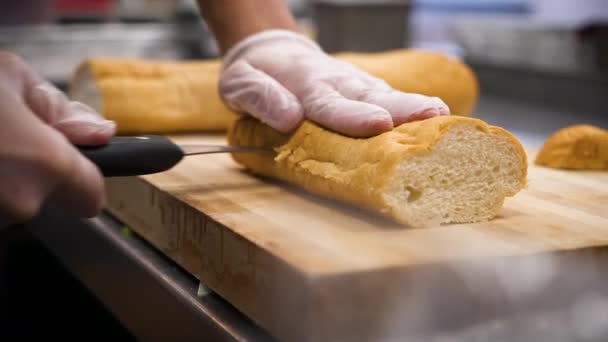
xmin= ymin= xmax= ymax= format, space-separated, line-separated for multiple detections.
xmin=535 ymin=125 xmax=608 ymax=170
xmin=69 ymin=49 xmax=479 ymax=134
xmin=228 ymin=116 xmax=527 ymax=227
xmin=337 ymin=49 xmax=478 ymax=119
xmin=69 ymin=59 xmax=236 ymax=134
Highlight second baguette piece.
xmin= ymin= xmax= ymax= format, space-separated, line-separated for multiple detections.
xmin=228 ymin=116 xmax=527 ymax=227
xmin=69 ymin=49 xmax=478 ymax=134
xmin=535 ymin=125 xmax=608 ymax=170
xmin=69 ymin=59 xmax=237 ymax=134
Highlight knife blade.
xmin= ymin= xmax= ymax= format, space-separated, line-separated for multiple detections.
xmin=77 ymin=135 xmax=273 ymax=177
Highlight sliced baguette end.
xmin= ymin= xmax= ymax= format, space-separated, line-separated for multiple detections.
xmin=384 ymin=122 xmax=527 ymax=227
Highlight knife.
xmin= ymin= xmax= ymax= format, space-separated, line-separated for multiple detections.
xmin=77 ymin=135 xmax=272 ymax=177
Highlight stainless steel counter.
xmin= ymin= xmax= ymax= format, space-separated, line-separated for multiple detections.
xmin=27 ymin=209 xmax=273 ymax=341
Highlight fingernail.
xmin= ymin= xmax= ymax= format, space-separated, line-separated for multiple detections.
xmin=421 ymin=107 xmax=440 ymax=117
xmin=362 ymin=112 xmax=393 ymax=134
xmin=413 ymin=98 xmax=450 ymax=117
xmin=430 ymin=97 xmax=450 ymax=116
xmin=87 ymin=120 xmax=117 ymax=137
xmin=58 ymin=101 xmax=111 ymax=128
xmin=54 ymin=117 xmax=117 ymax=136
xmin=57 ymin=115 xmax=113 ymax=126
xmin=95 ymin=120 xmax=117 ymax=134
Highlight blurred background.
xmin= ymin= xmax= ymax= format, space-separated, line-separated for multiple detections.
xmin=1 ymin=0 xmax=606 ymax=136
xmin=0 ymin=0 xmax=606 ymax=339
xmin=1 ymin=0 xmax=607 ymax=85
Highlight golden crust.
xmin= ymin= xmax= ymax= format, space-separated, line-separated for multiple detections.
xmin=337 ymin=49 xmax=479 ymax=117
xmin=535 ymin=125 xmax=608 ymax=170
xmin=228 ymin=115 xmax=527 ymax=224
xmin=69 ymin=49 xmax=479 ymax=134
xmin=70 ymin=59 xmax=236 ymax=135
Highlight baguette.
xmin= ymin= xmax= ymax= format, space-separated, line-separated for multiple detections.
xmin=69 ymin=49 xmax=478 ymax=134
xmin=337 ymin=49 xmax=478 ymax=119
xmin=69 ymin=59 xmax=236 ymax=134
xmin=228 ymin=116 xmax=527 ymax=227
xmin=535 ymin=125 xmax=608 ymax=170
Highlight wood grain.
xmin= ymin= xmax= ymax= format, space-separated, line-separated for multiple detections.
xmin=106 ymin=134 xmax=608 ymax=341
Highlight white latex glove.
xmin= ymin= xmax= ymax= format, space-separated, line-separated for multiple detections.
xmin=220 ymin=30 xmax=450 ymax=137
xmin=0 ymin=51 xmax=116 ymax=226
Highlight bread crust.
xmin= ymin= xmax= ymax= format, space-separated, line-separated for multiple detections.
xmin=69 ymin=59 xmax=236 ymax=134
xmin=69 ymin=50 xmax=479 ymax=134
xmin=228 ymin=115 xmax=527 ymax=226
xmin=535 ymin=125 xmax=608 ymax=170
xmin=337 ymin=49 xmax=479 ymax=117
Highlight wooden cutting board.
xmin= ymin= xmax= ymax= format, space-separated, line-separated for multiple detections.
xmin=106 ymin=134 xmax=608 ymax=341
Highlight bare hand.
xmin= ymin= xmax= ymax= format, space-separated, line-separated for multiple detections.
xmin=0 ymin=52 xmax=115 ymax=226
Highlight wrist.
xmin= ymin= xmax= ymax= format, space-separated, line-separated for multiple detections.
xmin=197 ymin=0 xmax=300 ymax=53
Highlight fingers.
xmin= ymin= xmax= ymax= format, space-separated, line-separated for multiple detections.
xmin=0 ymin=128 xmax=105 ymax=223
xmin=363 ymin=91 xmax=450 ymax=126
xmin=53 ymin=101 xmax=116 ymax=146
xmin=336 ymin=78 xmax=450 ymax=127
xmin=0 ymin=156 xmax=61 ymax=224
xmin=0 ymin=87 xmax=106 ymax=224
xmin=48 ymin=145 xmax=106 ymax=218
xmin=0 ymin=51 xmax=106 ymax=224
xmin=302 ymin=85 xmax=393 ymax=137
xmin=0 ymin=52 xmax=115 ymax=145
xmin=27 ymin=83 xmax=116 ymax=145
xmin=220 ymin=60 xmax=304 ymax=132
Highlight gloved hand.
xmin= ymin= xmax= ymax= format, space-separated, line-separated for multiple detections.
xmin=219 ymin=30 xmax=449 ymax=137
xmin=0 ymin=51 xmax=115 ymax=227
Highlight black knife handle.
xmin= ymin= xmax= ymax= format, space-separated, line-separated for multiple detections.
xmin=77 ymin=135 xmax=184 ymax=177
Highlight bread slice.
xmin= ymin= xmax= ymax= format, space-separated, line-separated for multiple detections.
xmin=228 ymin=116 xmax=527 ymax=227
xmin=69 ymin=49 xmax=478 ymax=134
xmin=535 ymin=125 xmax=608 ymax=170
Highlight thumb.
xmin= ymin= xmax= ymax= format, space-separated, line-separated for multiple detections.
xmin=27 ymin=82 xmax=116 ymax=146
